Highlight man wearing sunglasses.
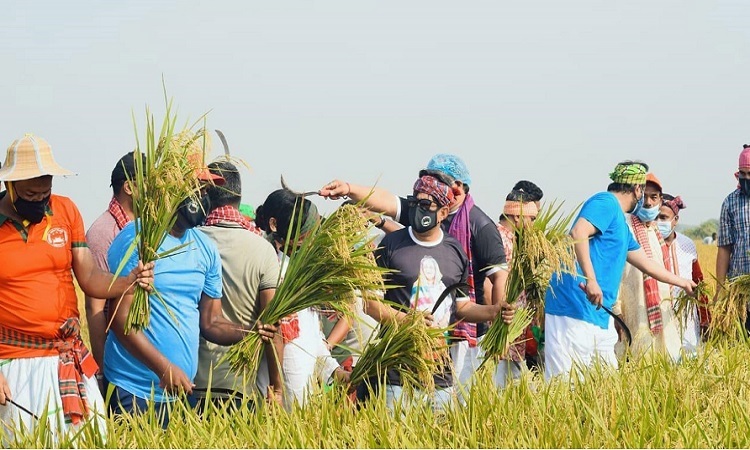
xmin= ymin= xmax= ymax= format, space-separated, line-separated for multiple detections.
xmin=716 ymin=145 xmax=750 ymax=330
xmin=319 ymin=154 xmax=509 ymax=399
xmin=362 ymin=174 xmax=515 ymax=411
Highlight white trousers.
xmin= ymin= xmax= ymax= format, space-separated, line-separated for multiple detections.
xmin=544 ymin=313 xmax=618 ymax=381
xmin=0 ymin=355 xmax=106 ymax=446
xmin=385 ymin=384 xmax=455 ymax=412
xmin=451 ymin=336 xmax=524 ymax=404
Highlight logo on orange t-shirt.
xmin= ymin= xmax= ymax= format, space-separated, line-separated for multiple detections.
xmin=47 ymin=227 xmax=68 ymax=248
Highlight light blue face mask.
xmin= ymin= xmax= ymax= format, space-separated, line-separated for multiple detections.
xmin=630 ymin=192 xmax=645 ymax=215
xmin=635 ymin=204 xmax=660 ymax=222
xmin=656 ymin=220 xmax=673 ymax=239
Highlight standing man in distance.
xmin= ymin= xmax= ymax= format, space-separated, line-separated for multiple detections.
xmin=716 ymin=145 xmax=750 ymax=330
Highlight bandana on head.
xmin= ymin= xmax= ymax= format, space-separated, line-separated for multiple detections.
xmin=609 ymin=162 xmax=648 ymax=185
xmin=425 ymin=153 xmax=472 ymax=185
xmin=503 ymin=201 xmax=539 ymax=217
xmin=413 ymin=175 xmax=454 ymax=208
xmin=663 ymin=196 xmax=686 ymax=216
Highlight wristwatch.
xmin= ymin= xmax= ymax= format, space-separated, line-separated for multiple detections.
xmin=374 ymin=216 xmax=387 ymax=229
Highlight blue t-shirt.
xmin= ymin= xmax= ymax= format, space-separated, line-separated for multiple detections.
xmin=545 ymin=192 xmax=640 ymax=329
xmin=104 ymin=222 xmax=222 ymax=402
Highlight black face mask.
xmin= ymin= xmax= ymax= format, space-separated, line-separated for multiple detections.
xmin=740 ymin=179 xmax=750 ymax=196
xmin=175 ymin=195 xmax=210 ymax=230
xmin=409 ymin=205 xmax=439 ymax=233
xmin=13 ymin=193 xmax=50 ymax=224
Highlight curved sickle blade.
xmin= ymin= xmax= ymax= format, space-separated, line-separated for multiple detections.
xmin=432 ymin=282 xmax=471 ymax=315
xmin=215 ymin=129 xmax=230 ymax=156
xmin=601 ymin=304 xmax=632 ymax=347
xmin=280 ymin=174 xmax=319 ymax=197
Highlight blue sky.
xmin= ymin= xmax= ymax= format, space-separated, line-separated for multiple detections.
xmin=2 ymin=1 xmax=749 ymax=227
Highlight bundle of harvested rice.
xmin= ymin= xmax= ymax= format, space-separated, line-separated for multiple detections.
xmin=348 ymin=310 xmax=449 ymax=393
xmin=709 ymin=275 xmax=750 ymax=340
xmin=111 ymin=99 xmax=212 ymax=334
xmin=481 ymin=201 xmax=577 ymax=361
xmin=672 ymin=280 xmax=711 ymax=332
xmin=224 ymin=202 xmax=389 ymax=375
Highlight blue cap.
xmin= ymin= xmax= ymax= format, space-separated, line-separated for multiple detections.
xmin=425 ymin=153 xmax=472 ymax=186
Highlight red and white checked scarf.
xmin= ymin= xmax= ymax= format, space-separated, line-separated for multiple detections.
xmin=631 ymin=216 xmax=671 ymax=334
xmin=204 ymin=205 xmax=262 ymax=236
xmin=0 ymin=318 xmax=98 ymax=425
xmin=107 ymin=197 xmax=131 ymax=230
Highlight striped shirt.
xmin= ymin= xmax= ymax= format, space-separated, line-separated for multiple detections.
xmin=718 ymin=189 xmax=750 ymax=278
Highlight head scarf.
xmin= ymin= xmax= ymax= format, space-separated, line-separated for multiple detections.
xmin=425 ymin=153 xmax=472 ymax=186
xmin=663 ymin=196 xmax=685 ymax=216
xmin=503 ymin=201 xmax=539 ymax=217
xmin=413 ymin=175 xmax=454 ymax=208
xmin=740 ymin=145 xmax=750 ymax=170
xmin=609 ymin=162 xmax=648 ymax=185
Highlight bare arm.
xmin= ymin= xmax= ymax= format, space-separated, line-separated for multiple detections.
xmin=110 ymin=291 xmax=193 ymax=394
xmin=455 ymin=301 xmax=515 ymax=324
xmin=626 ymin=248 xmax=695 ymax=294
xmin=198 ymin=293 xmax=249 ymax=346
xmin=319 ymin=180 xmax=400 ymax=218
xmin=570 ymin=218 xmax=603 ymax=307
xmin=363 ymin=299 xmax=406 ymax=323
xmin=325 ymin=315 xmax=352 ymax=350
xmin=84 ymin=296 xmax=107 ymax=368
xmin=715 ymin=245 xmax=732 ymax=295
xmin=259 ymin=289 xmax=284 ymax=403
xmin=487 ymin=269 xmax=508 ymax=306
xmin=72 ymin=247 xmax=153 ymax=299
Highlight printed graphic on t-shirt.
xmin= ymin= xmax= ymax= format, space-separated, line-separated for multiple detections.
xmin=409 ymin=255 xmax=452 ymax=328
xmin=46 ymin=227 xmax=68 ymax=248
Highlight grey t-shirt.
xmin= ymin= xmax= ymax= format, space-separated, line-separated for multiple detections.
xmin=194 ymin=222 xmax=281 ymax=397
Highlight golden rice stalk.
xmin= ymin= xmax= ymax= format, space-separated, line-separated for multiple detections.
xmin=709 ymin=275 xmax=750 ymax=340
xmin=110 ymin=94 xmax=211 ymax=334
xmin=672 ymin=280 xmax=711 ymax=332
xmin=349 ymin=309 xmax=449 ymax=393
xmin=481 ymin=201 xmax=577 ymax=361
xmin=224 ymin=202 xmax=389 ymax=375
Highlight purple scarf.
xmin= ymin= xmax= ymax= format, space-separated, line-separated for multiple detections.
xmin=449 ymin=194 xmax=477 ymax=347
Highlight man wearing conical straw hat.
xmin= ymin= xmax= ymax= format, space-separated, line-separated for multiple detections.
xmin=544 ymin=161 xmax=695 ymax=381
xmin=0 ymin=134 xmax=154 ymax=444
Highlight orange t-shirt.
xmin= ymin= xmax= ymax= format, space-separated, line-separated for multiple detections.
xmin=0 ymin=194 xmax=87 ymax=358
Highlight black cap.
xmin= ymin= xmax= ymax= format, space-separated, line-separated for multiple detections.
xmin=110 ymin=152 xmax=143 ymax=187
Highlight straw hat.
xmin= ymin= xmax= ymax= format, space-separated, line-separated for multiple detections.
xmin=0 ymin=134 xmax=75 ymax=181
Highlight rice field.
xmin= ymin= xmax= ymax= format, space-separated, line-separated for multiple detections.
xmin=9 ymin=338 xmax=750 ymax=448
xmin=43 ymin=240 xmax=745 ymax=449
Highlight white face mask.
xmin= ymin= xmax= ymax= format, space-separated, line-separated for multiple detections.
xmin=656 ymin=220 xmax=673 ymax=239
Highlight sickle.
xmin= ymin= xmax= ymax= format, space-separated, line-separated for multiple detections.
xmin=280 ymin=174 xmax=319 ymax=197
xmin=432 ymin=282 xmax=471 ymax=315
xmin=215 ymin=129 xmax=231 ymax=156
xmin=602 ymin=304 xmax=632 ymax=347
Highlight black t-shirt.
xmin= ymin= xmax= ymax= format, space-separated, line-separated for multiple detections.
xmin=375 ymin=228 xmax=469 ymax=388
xmin=397 ymin=196 xmax=507 ymax=336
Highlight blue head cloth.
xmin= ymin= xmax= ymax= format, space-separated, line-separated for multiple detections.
xmin=425 ymin=153 xmax=472 ymax=186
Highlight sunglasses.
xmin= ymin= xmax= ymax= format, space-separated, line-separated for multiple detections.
xmin=406 ymin=195 xmax=438 ymax=211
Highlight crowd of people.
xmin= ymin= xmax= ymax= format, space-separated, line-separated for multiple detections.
xmin=0 ymin=132 xmax=748 ymax=443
